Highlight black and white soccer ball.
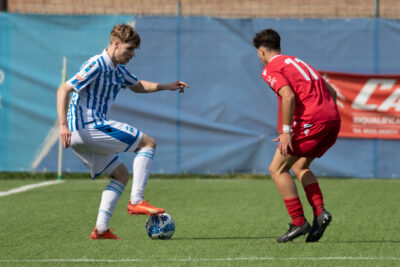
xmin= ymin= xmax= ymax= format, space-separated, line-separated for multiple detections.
xmin=145 ymin=213 xmax=175 ymax=239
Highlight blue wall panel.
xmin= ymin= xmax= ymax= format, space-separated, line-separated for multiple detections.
xmin=0 ymin=14 xmax=399 ymax=177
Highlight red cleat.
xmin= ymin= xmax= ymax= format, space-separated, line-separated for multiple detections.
xmin=127 ymin=200 xmax=165 ymax=216
xmin=90 ymin=227 xmax=121 ymax=240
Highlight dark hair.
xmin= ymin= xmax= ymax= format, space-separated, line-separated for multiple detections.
xmin=253 ymin=29 xmax=281 ymax=51
xmin=110 ymin=24 xmax=141 ymax=48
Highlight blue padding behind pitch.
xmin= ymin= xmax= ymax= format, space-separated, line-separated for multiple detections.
xmin=0 ymin=14 xmax=399 ymax=178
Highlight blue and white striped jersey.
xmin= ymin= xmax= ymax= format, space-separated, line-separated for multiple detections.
xmin=66 ymin=49 xmax=138 ymax=132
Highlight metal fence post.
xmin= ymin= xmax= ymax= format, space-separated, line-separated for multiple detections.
xmin=374 ymin=0 xmax=380 ymax=17
xmin=176 ymin=0 xmax=182 ymax=173
xmin=0 ymin=0 xmax=7 ymax=11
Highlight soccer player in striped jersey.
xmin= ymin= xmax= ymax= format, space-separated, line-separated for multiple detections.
xmin=57 ymin=24 xmax=189 ymax=240
xmin=253 ymin=29 xmax=340 ymax=243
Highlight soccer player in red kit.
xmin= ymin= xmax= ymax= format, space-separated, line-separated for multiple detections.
xmin=253 ymin=29 xmax=341 ymax=242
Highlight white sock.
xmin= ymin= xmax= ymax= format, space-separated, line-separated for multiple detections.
xmin=130 ymin=148 xmax=155 ymax=204
xmin=96 ymin=179 xmax=125 ymax=234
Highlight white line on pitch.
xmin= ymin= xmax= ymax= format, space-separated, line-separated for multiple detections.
xmin=0 ymin=257 xmax=400 ymax=263
xmin=0 ymin=180 xmax=65 ymax=197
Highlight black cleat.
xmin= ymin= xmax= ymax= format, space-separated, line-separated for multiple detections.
xmin=306 ymin=210 xmax=332 ymax=242
xmin=276 ymin=222 xmax=311 ymax=243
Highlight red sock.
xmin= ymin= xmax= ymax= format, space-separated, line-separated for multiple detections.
xmin=304 ymin=182 xmax=324 ymax=217
xmin=284 ymin=196 xmax=305 ymax=226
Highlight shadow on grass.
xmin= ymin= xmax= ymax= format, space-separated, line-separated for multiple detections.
xmin=172 ymin=237 xmax=400 ymax=243
xmin=324 ymin=240 xmax=400 ymax=244
xmin=172 ymin=236 xmax=276 ymax=241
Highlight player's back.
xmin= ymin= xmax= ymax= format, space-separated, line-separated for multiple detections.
xmin=264 ymin=55 xmax=340 ymax=125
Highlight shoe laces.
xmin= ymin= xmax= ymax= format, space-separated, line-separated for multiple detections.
xmin=140 ymin=200 xmax=152 ymax=207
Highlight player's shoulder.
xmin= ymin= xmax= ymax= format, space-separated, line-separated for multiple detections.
xmin=272 ymin=54 xmax=292 ymax=65
xmin=117 ymin=65 xmax=138 ymax=82
xmin=80 ymin=54 xmax=101 ymax=71
xmin=263 ymin=55 xmax=285 ymax=76
xmin=117 ymin=64 xmax=127 ymax=72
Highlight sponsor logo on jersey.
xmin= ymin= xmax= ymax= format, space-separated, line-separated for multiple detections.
xmin=76 ymin=62 xmax=95 ymax=81
xmin=267 ymin=76 xmax=277 ymax=88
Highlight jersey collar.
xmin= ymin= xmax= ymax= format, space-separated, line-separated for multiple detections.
xmin=269 ymin=54 xmax=281 ymax=63
xmin=102 ymin=49 xmax=116 ymax=70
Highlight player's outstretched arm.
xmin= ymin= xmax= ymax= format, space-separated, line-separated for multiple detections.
xmin=57 ymin=83 xmax=74 ymax=148
xmin=129 ymin=80 xmax=189 ymax=94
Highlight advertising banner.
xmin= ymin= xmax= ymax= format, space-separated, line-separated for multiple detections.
xmin=277 ymin=71 xmax=400 ymax=139
xmin=322 ymin=71 xmax=400 ymax=139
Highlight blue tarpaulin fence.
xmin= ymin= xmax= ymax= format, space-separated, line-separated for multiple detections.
xmin=0 ymin=14 xmax=399 ymax=177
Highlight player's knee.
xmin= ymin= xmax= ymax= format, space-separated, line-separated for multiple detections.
xmin=269 ymin=163 xmax=291 ymax=181
xmin=268 ymin=165 xmax=279 ymax=180
xmin=139 ymin=135 xmax=157 ymax=149
xmin=148 ymin=137 xmax=157 ymax=149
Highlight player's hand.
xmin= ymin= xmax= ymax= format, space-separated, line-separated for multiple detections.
xmin=59 ymin=124 xmax=71 ymax=148
xmin=273 ymin=133 xmax=293 ymax=157
xmin=167 ymin=81 xmax=189 ymax=93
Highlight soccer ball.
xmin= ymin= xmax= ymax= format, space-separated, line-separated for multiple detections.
xmin=145 ymin=213 xmax=175 ymax=239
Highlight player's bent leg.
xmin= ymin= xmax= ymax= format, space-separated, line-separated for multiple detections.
xmin=292 ymin=157 xmax=325 ymax=216
xmin=135 ymin=134 xmax=157 ymax=150
xmin=110 ymin=163 xmax=130 ymax=186
xmin=291 ymin=157 xmax=332 ymax=242
xmin=127 ymin=134 xmax=165 ymax=216
xmin=291 ymin=157 xmax=316 ymax=187
xmin=269 ymin=149 xmax=300 ymax=200
xmin=93 ymin=164 xmax=128 ymax=239
xmin=269 ymin=149 xmax=310 ymax=242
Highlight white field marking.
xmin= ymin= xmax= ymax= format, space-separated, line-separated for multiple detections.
xmin=0 ymin=257 xmax=400 ymax=263
xmin=0 ymin=180 xmax=64 ymax=197
xmin=31 ymin=119 xmax=60 ymax=171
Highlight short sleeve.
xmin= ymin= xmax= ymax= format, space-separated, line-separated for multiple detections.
xmin=262 ymin=68 xmax=289 ymax=94
xmin=119 ymin=65 xmax=138 ymax=89
xmin=67 ymin=59 xmax=100 ymax=92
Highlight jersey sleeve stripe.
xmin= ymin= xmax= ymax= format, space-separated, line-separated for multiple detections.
xmin=75 ymin=67 xmax=100 ymax=91
xmin=120 ymin=65 xmax=138 ymax=86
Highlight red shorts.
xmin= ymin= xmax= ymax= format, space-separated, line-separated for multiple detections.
xmin=288 ymin=120 xmax=341 ymax=158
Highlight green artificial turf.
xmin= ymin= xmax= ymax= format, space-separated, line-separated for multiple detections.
xmin=1 ymin=176 xmax=400 ymax=266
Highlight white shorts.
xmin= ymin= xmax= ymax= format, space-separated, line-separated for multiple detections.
xmin=70 ymin=120 xmax=143 ymax=179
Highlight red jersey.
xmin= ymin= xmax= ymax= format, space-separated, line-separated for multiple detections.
xmin=262 ymin=54 xmax=340 ymax=126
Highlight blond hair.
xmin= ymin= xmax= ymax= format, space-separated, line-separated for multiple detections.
xmin=110 ymin=24 xmax=140 ymax=48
